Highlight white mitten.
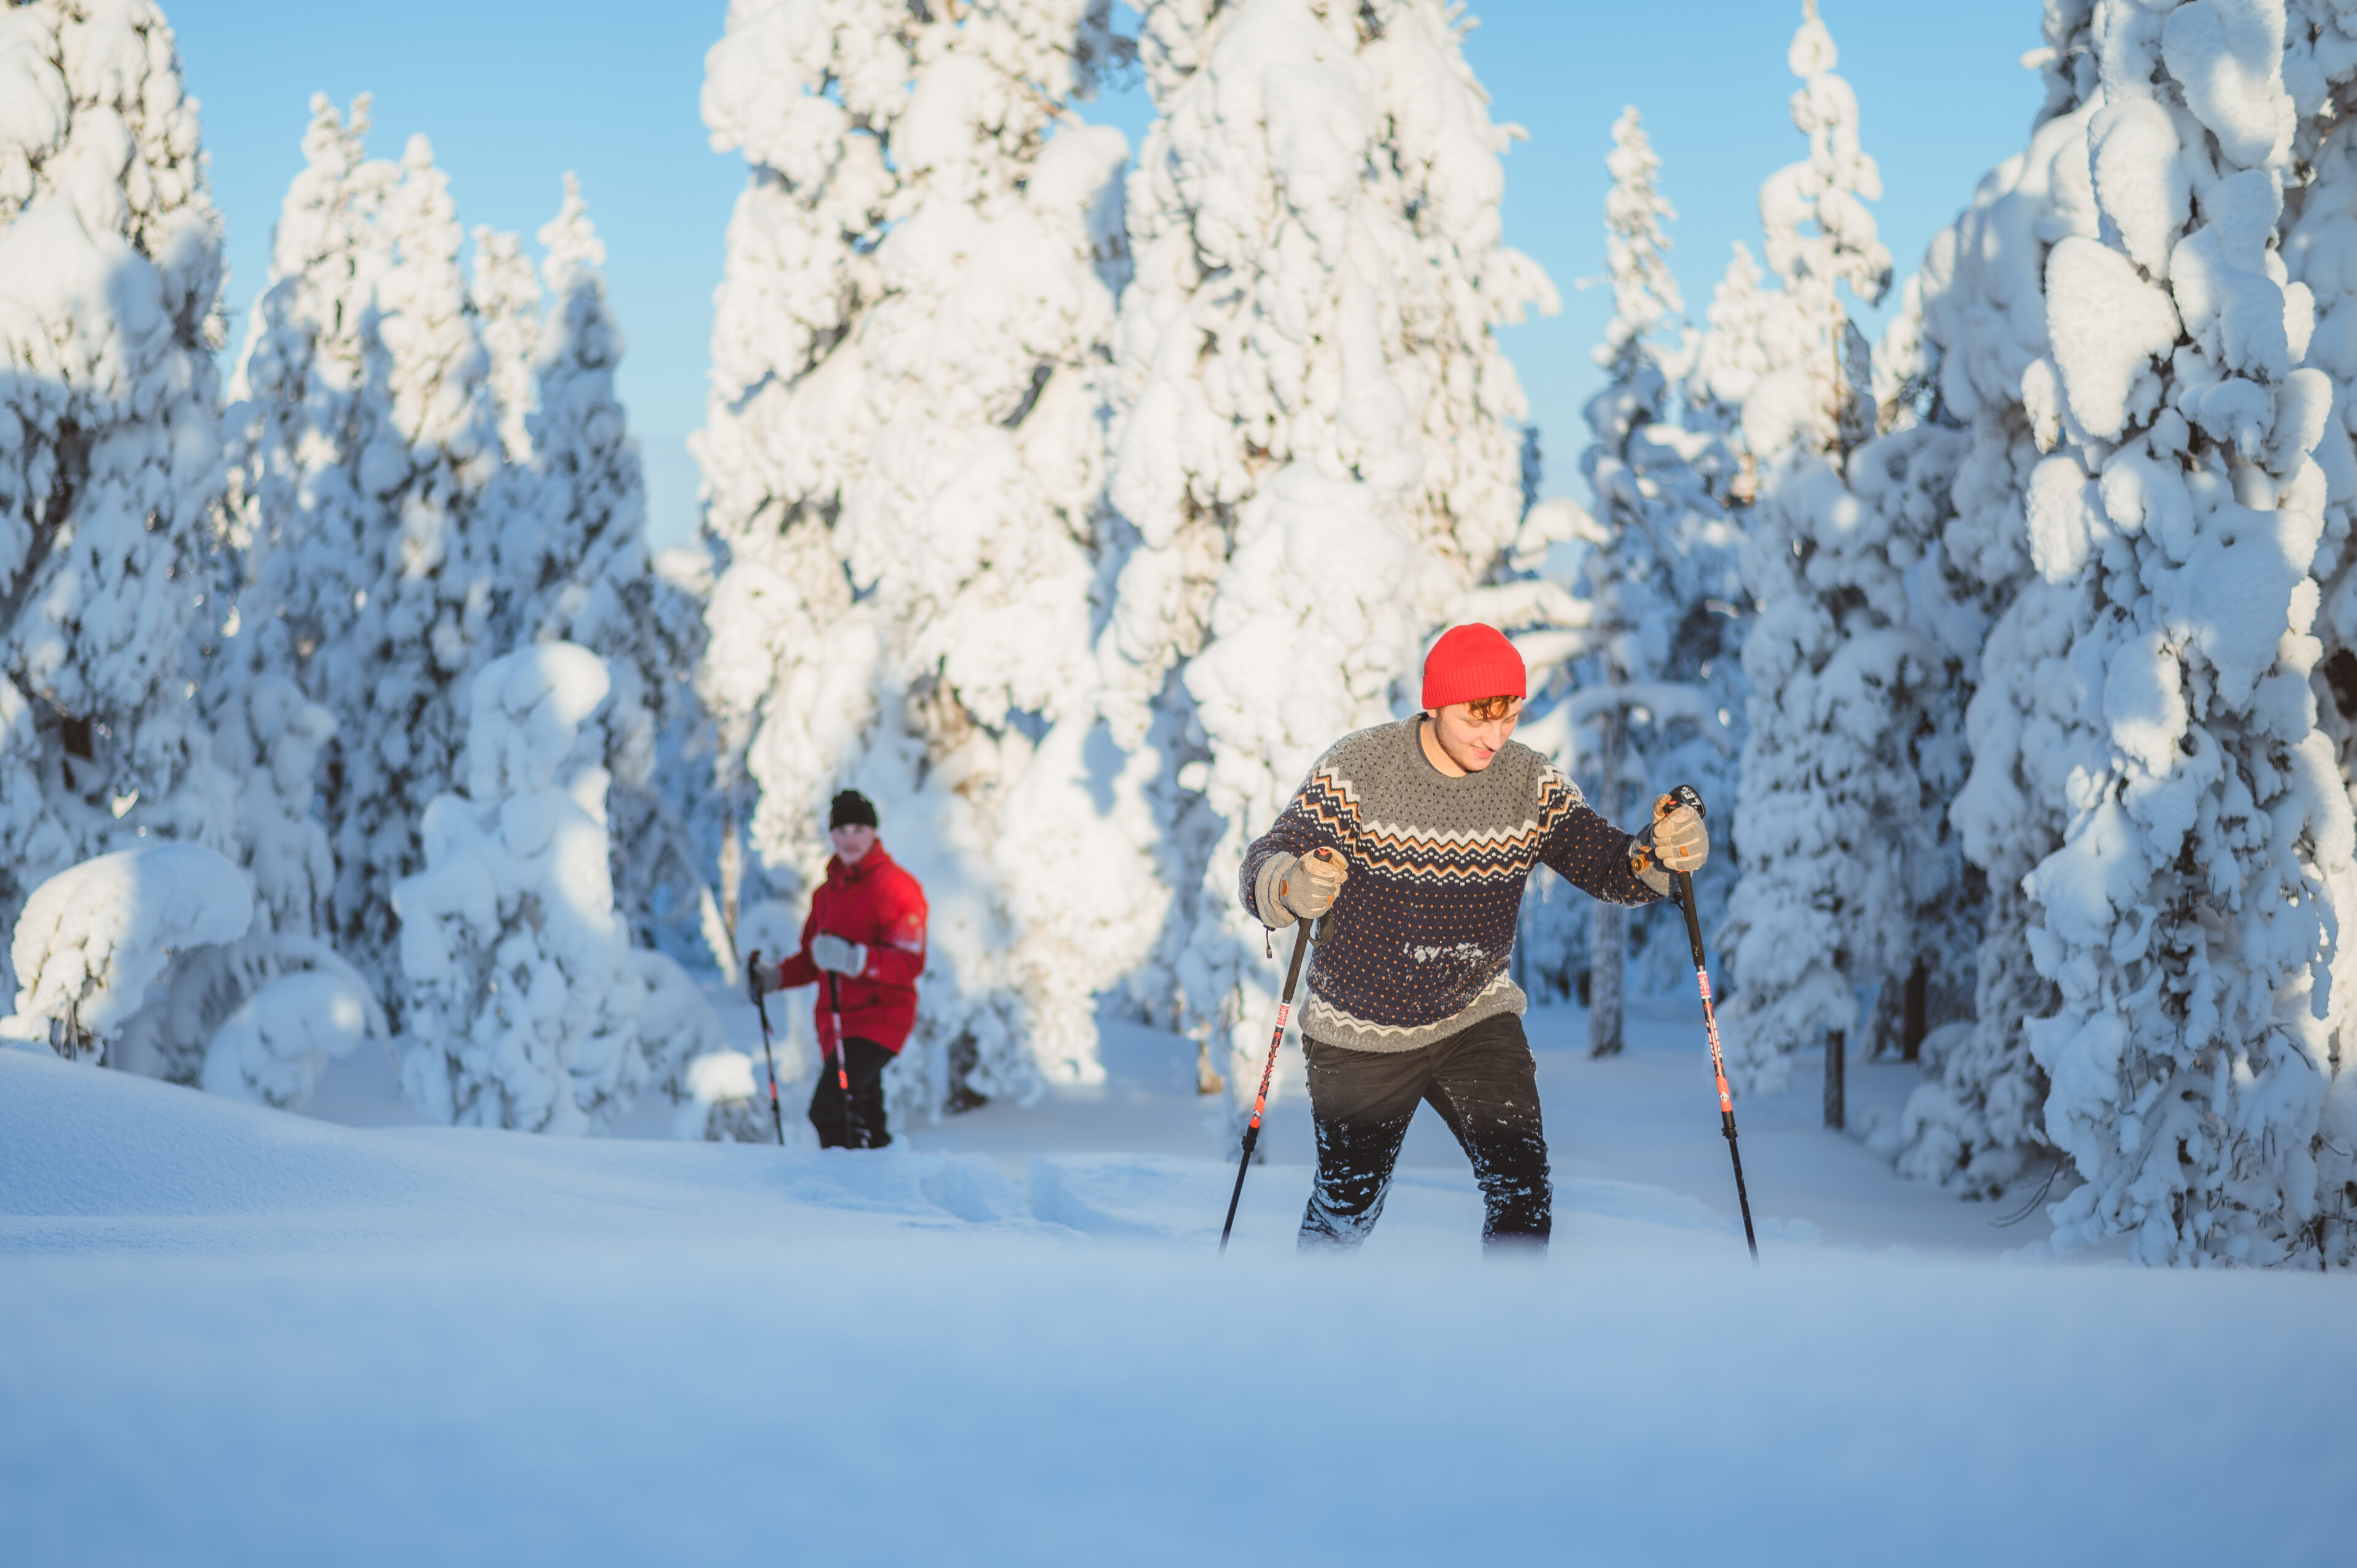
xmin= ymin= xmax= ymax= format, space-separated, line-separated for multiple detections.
xmin=812 ymin=933 xmax=867 ymax=976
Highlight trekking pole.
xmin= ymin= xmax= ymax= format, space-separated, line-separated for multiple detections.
xmin=1666 ymin=784 xmax=1759 ymax=1263
xmin=745 ymin=951 xmax=786 ymax=1146
xmin=1219 ymin=849 xmax=1333 ymax=1254
xmin=825 ymin=968 xmax=855 ymax=1149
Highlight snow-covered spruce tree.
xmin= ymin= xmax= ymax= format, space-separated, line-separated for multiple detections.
xmin=0 ymin=0 xmax=227 ymax=1000
xmin=699 ymin=0 xmax=1152 ymax=1113
xmin=492 ymin=177 xmax=711 ymax=961
xmin=469 ymin=225 xmax=541 ymax=465
xmin=393 ymin=643 xmax=650 ymax=1132
xmin=2284 ymin=88 xmax=2357 ymax=1259
xmin=1560 ymin=106 xmax=1743 ymax=1057
xmin=696 ymin=0 xmax=926 ymax=944
xmin=1889 ymin=48 xmax=2107 ymax=1195
xmin=222 ymin=93 xmax=397 ymax=729
xmin=1938 ymin=1 xmax=2356 ymax=1265
xmin=1099 ymin=0 xmax=1555 ymax=1130
xmin=831 ymin=3 xmax=1153 ymax=1105
xmin=322 ymin=136 xmax=501 ymax=1016
xmin=1711 ymin=0 xmax=1924 ymax=1099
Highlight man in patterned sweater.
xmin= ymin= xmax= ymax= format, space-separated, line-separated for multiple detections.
xmin=1240 ymin=623 xmax=1709 ymax=1249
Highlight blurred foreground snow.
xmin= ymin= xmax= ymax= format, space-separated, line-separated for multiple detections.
xmin=4 ymin=994 xmax=2351 ymax=1565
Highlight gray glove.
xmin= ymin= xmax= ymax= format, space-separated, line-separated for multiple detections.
xmin=1256 ymin=847 xmax=1346 ymax=925
xmin=812 ymin=933 xmax=867 ymax=976
xmin=1631 ymin=793 xmax=1709 ymax=894
xmin=1653 ymin=796 xmax=1708 ymax=872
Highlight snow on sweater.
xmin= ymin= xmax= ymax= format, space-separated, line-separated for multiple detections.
xmin=1240 ymin=719 xmax=1667 ymax=1054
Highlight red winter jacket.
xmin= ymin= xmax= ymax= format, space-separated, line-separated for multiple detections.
xmin=775 ymin=843 xmax=928 ymax=1056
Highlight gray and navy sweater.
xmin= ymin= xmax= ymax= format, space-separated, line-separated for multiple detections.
xmin=1240 ymin=717 xmax=1670 ymax=1054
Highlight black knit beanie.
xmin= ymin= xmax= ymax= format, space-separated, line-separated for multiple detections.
xmin=829 ymin=789 xmax=878 ymax=830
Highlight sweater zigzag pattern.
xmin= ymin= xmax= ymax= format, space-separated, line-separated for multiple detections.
xmin=1241 ymin=719 xmax=1663 ymax=1054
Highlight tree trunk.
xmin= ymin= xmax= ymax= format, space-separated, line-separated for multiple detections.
xmin=1589 ymin=705 xmax=1627 ymax=1059
xmin=1902 ymin=957 xmax=1928 ymax=1063
xmin=719 ymin=805 xmax=743 ymax=954
xmin=1824 ymin=1027 xmax=1846 ymax=1130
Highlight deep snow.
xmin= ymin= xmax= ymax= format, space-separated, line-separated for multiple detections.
xmin=4 ymin=992 xmax=2351 ymax=1566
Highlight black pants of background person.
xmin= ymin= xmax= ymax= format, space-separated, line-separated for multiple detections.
xmin=1299 ymin=1012 xmax=1551 ymax=1249
xmin=809 ymin=1038 xmax=894 ymax=1149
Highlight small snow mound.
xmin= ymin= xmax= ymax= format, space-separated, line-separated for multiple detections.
xmin=4 ymin=843 xmax=254 ymax=1051
xmin=200 ymin=968 xmax=374 ymax=1109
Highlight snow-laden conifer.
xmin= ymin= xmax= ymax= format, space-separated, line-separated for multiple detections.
xmin=1098 ymin=0 xmax=1556 ymax=1126
xmin=223 ymin=114 xmax=503 ymax=1022
xmin=2283 ymin=77 xmax=2357 ymax=1261
xmin=1925 ymin=1 xmax=2356 ymax=1264
xmin=1887 ymin=57 xmax=2105 ymax=1195
xmin=316 ymin=135 xmax=503 ymax=1019
xmin=470 ymin=226 xmax=541 ymax=464
xmin=0 ymin=0 xmax=227 ymax=1000
xmin=696 ymin=0 xmax=929 ymax=913
xmin=498 ymin=178 xmax=710 ymax=960
xmin=699 ymin=1 xmax=1150 ymax=1112
xmin=1556 ymin=107 xmax=1743 ymax=1057
xmin=394 ymin=643 xmax=651 ymax=1132
xmin=222 ymin=95 xmax=398 ymax=720
xmin=1713 ymin=1 xmax=1936 ymax=1098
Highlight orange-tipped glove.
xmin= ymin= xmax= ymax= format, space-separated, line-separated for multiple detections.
xmin=1254 ymin=846 xmax=1349 ymax=925
xmin=1632 ymin=792 xmax=1709 ymax=882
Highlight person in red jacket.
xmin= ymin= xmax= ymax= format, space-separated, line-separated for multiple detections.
xmin=763 ymin=790 xmax=927 ymax=1148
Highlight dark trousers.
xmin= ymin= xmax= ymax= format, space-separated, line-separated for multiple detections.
xmin=809 ymin=1037 xmax=894 ymax=1149
xmin=1299 ymin=1011 xmax=1550 ymax=1250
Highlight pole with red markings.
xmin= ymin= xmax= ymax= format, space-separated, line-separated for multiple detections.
xmin=1667 ymin=784 xmax=1759 ymax=1262
xmin=825 ymin=970 xmax=855 ymax=1148
xmin=745 ymin=951 xmax=787 ymax=1146
xmin=1219 ymin=849 xmax=1333 ymax=1254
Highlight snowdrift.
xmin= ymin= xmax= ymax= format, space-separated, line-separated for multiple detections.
xmin=4 ymin=1048 xmax=2351 ymax=1566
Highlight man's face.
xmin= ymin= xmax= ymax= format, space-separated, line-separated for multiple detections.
xmin=1430 ymin=696 xmax=1522 ymax=773
xmin=831 ymin=823 xmax=877 ymax=863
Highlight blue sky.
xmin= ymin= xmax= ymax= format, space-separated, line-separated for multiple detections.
xmin=167 ymin=1 xmax=2048 ymax=549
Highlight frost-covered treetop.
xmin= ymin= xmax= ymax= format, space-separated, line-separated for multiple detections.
xmin=0 ymin=0 xmax=219 ymax=296
xmin=1760 ymin=0 xmax=1890 ymax=305
xmin=539 ymin=173 xmax=605 ymax=292
xmin=1597 ymin=106 xmax=1682 ymax=371
xmin=470 ymin=226 xmax=542 ymax=464
xmin=1731 ymin=0 xmax=1890 ymax=463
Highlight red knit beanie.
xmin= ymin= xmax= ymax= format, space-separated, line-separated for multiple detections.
xmin=1422 ymin=624 xmax=1526 ymax=710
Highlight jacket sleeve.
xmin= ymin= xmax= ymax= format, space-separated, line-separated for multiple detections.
xmin=859 ymin=873 xmax=927 ymax=986
xmin=1239 ymin=767 xmax=1345 ymax=930
xmin=774 ymin=898 xmax=821 ymax=990
xmin=1536 ymin=770 xmax=1666 ymax=908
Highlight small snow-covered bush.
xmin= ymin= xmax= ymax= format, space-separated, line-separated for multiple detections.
xmin=2 ymin=843 xmax=254 ymax=1061
xmin=199 ymin=968 xmax=373 ymax=1108
xmin=395 ymin=643 xmax=651 ymax=1133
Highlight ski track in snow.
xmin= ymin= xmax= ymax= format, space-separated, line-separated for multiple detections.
xmin=3 ymin=997 xmax=2351 ymax=1566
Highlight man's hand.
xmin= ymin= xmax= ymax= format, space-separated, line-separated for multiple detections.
xmin=1652 ymin=794 xmax=1708 ymax=873
xmin=812 ymin=933 xmax=867 ymax=976
xmin=1280 ymin=847 xmax=1348 ymax=921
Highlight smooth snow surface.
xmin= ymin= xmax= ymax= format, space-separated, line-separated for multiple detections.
xmin=4 ymin=995 xmax=2350 ymax=1566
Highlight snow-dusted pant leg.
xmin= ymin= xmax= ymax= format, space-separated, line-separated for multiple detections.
xmin=809 ymin=1038 xmax=894 ymax=1149
xmin=1299 ymin=1015 xmax=1551 ymax=1251
xmin=1299 ymin=1038 xmax=1422 ymax=1249
xmin=1419 ymin=1014 xmax=1552 ymax=1249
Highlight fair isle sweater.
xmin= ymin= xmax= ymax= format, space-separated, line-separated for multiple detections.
xmin=1240 ymin=718 xmax=1670 ymax=1054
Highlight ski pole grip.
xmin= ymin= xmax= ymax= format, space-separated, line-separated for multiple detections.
xmin=745 ymin=949 xmax=764 ymax=1003
xmin=1670 ymin=783 xmax=1705 ymax=819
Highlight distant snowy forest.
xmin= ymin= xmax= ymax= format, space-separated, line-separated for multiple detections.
xmin=6 ymin=0 xmax=2357 ymax=1268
